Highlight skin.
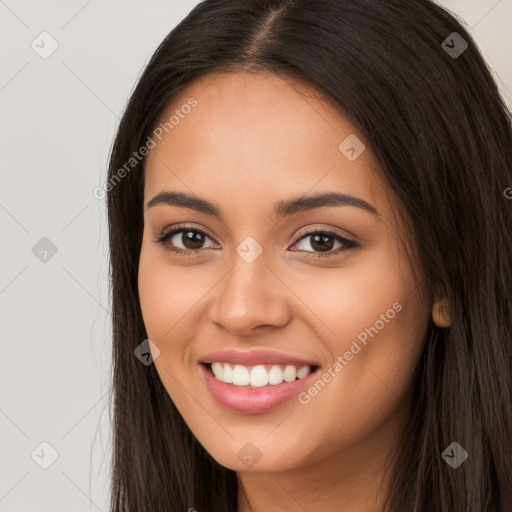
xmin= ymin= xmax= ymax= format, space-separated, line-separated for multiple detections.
xmin=138 ymin=71 xmax=452 ymax=512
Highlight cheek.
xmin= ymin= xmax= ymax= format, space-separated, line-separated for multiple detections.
xmin=138 ymin=241 xmax=204 ymax=341
xmin=288 ymin=247 xmax=429 ymax=448
xmin=137 ymin=250 xmax=203 ymax=411
xmin=285 ymin=241 xmax=424 ymax=353
xmin=138 ymin=246 xmax=194 ymax=371
xmin=299 ymin=293 xmax=427 ymax=466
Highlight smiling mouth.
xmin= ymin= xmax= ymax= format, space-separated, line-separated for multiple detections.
xmin=202 ymin=362 xmax=320 ymax=388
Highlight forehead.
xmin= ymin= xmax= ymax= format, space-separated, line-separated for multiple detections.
xmin=143 ymin=71 xmax=386 ymax=216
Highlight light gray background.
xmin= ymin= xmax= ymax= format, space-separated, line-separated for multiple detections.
xmin=1 ymin=1 xmax=511 ymax=511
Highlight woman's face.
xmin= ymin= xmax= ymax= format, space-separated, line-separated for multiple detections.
xmin=138 ymin=71 xmax=434 ymax=473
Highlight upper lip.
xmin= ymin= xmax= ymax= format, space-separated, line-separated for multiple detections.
xmin=199 ymin=349 xmax=320 ymax=367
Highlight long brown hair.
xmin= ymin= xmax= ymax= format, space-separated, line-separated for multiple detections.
xmin=106 ymin=1 xmax=512 ymax=510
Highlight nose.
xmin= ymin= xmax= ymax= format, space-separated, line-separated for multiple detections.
xmin=208 ymin=252 xmax=292 ymax=337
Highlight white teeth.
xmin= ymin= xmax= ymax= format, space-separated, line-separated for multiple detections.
xmin=211 ymin=362 xmax=223 ymax=380
xmin=209 ymin=362 xmax=314 ymax=387
xmin=232 ymin=365 xmax=250 ymax=386
xmin=297 ymin=365 xmax=310 ymax=379
xmin=249 ymin=365 xmax=269 ymax=387
xmin=283 ymin=365 xmax=297 ymax=382
xmin=223 ymin=363 xmax=233 ymax=383
xmin=268 ymin=365 xmax=284 ymax=385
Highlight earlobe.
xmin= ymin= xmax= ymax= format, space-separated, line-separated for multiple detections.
xmin=432 ymin=296 xmax=453 ymax=327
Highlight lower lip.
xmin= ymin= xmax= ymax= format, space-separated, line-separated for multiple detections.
xmin=200 ymin=363 xmax=320 ymax=414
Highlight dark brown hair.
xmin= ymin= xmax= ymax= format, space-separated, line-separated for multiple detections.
xmin=106 ymin=1 xmax=512 ymax=510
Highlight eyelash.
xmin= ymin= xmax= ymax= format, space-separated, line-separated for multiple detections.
xmin=153 ymin=224 xmax=358 ymax=259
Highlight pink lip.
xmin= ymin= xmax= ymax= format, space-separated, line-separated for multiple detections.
xmin=199 ymin=363 xmax=320 ymax=414
xmin=199 ymin=349 xmax=319 ymax=367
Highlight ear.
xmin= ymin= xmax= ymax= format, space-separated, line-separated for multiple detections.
xmin=432 ymin=296 xmax=452 ymax=327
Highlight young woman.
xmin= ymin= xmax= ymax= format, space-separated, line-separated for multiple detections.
xmin=105 ymin=1 xmax=512 ymax=510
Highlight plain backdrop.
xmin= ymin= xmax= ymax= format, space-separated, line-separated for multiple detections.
xmin=0 ymin=1 xmax=511 ymax=510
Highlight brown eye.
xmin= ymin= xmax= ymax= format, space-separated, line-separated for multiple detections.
xmin=156 ymin=227 xmax=217 ymax=254
xmin=307 ymin=233 xmax=335 ymax=252
xmin=290 ymin=229 xmax=357 ymax=257
xmin=178 ymin=230 xmax=207 ymax=250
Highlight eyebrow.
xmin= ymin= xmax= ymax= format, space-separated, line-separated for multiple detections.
xmin=146 ymin=190 xmax=381 ymax=218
